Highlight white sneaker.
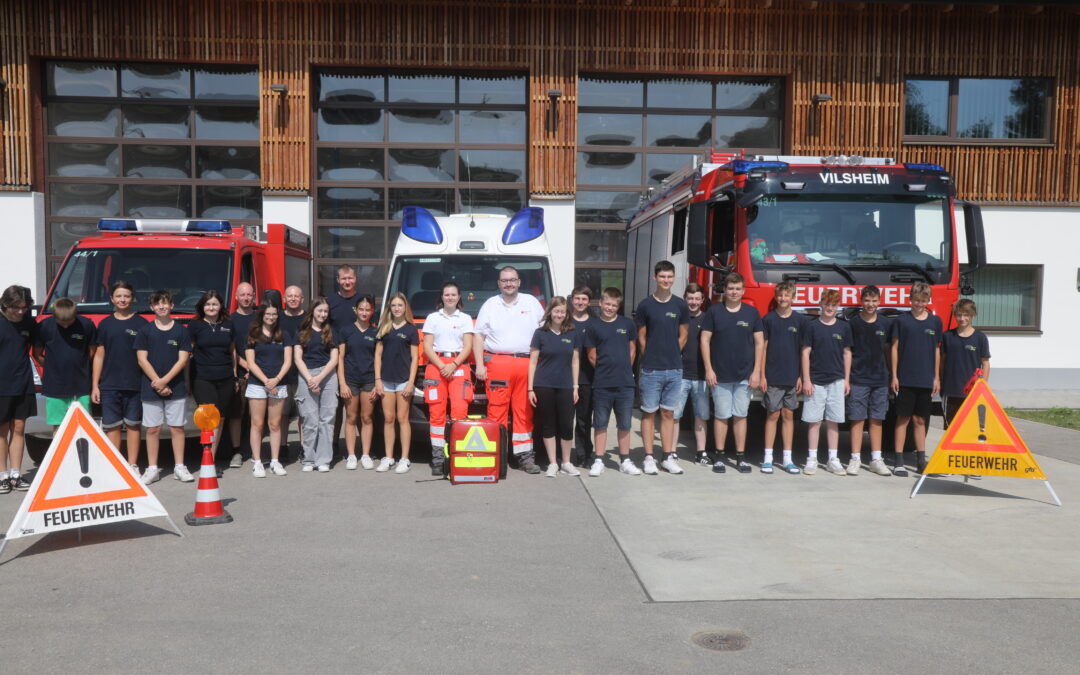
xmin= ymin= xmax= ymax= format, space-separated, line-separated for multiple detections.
xmin=803 ymin=461 xmax=818 ymax=476
xmin=141 ymin=466 xmax=161 ymax=485
xmin=375 ymin=457 xmax=394 ymax=472
xmin=360 ymin=454 xmax=375 ymax=470
xmin=252 ymin=461 xmax=266 ymax=478
xmin=642 ymin=455 xmax=659 ymax=475
xmin=302 ymin=464 xmax=315 ymax=472
xmin=130 ymin=464 xmax=141 ymax=479
xmin=269 ymin=460 xmax=287 ymax=476
xmin=868 ymin=458 xmax=892 ymax=476
xmin=560 ymin=462 xmax=581 ymax=476
xmin=173 ymin=464 xmax=194 ymax=482
xmin=545 ymin=463 xmax=558 ymax=477
xmin=826 ymin=458 xmax=846 ymax=475
xmin=394 ymin=458 xmax=411 ymax=474
xmin=620 ymin=458 xmax=643 ymax=476
xmin=345 ymin=455 xmax=358 ymax=470
xmin=846 ymin=458 xmax=861 ymax=475
xmin=588 ymin=458 xmax=605 ymax=477
xmin=317 ymin=464 xmax=330 ymax=473
xmin=660 ymin=455 xmax=684 ymax=475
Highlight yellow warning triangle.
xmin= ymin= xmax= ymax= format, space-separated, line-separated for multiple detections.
xmin=925 ymin=379 xmax=1046 ymax=479
xmin=459 ymin=426 xmax=495 ymax=453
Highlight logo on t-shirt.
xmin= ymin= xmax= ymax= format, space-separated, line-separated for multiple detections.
xmin=561 ymin=338 xmax=572 ymax=344
xmin=965 ymin=344 xmax=977 ymax=352
xmin=19 ymin=330 xmax=29 ymax=338
xmin=832 ymin=333 xmax=843 ymax=341
xmin=125 ymin=329 xmax=138 ymax=337
xmin=396 ymin=332 xmax=408 ymax=339
xmin=364 ymin=336 xmax=375 ymax=342
xmin=167 ymin=340 xmax=179 ymax=347
xmin=72 ymin=333 xmax=85 ymax=341
xmin=737 ymin=321 xmax=750 ymax=328
xmin=665 ymin=312 xmax=679 ymax=319
xmin=925 ymin=329 xmax=936 ymax=336
xmin=787 ymin=326 xmax=798 ymax=333
xmin=875 ymin=330 xmax=886 ymax=337
xmin=616 ymin=328 xmax=628 ymax=335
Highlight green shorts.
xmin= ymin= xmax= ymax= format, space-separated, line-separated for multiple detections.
xmin=45 ymin=395 xmax=92 ymax=426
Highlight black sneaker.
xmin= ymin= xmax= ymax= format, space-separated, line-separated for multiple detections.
xmin=696 ymin=452 xmax=710 ymax=465
xmin=892 ymin=465 xmax=908 ymax=477
xmin=11 ymin=475 xmax=30 ymax=491
xmin=0 ymin=478 xmax=10 ymax=494
xmin=712 ymin=460 xmax=727 ymax=474
xmin=916 ymin=454 xmax=928 ymax=475
xmin=736 ymin=459 xmax=752 ymax=474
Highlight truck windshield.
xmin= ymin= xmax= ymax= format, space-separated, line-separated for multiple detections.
xmin=746 ymin=194 xmax=951 ymax=282
xmin=388 ymin=255 xmax=554 ymax=316
xmin=47 ymin=248 xmax=233 ymax=315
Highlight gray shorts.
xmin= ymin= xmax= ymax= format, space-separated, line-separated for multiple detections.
xmin=142 ymin=398 xmax=186 ymax=428
xmin=347 ymin=381 xmax=376 ymax=397
xmin=847 ymin=384 xmax=889 ymax=421
xmin=802 ymin=379 xmax=845 ymax=424
xmin=763 ymin=385 xmax=799 ymax=412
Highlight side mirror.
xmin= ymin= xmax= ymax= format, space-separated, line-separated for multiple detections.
xmin=737 ymin=191 xmax=764 ymax=209
xmin=961 ymin=202 xmax=986 ymax=273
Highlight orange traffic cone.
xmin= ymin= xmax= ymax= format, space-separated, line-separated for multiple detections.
xmin=184 ymin=438 xmax=233 ymax=526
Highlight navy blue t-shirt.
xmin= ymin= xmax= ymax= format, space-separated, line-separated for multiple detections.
xmin=0 ymin=316 xmax=34 ymax=397
xmin=531 ymin=328 xmax=582 ymax=389
xmin=328 ymin=293 xmax=359 ymax=332
xmin=893 ymin=312 xmax=943 ymax=389
xmin=133 ymin=321 xmax=192 ymax=401
xmin=802 ymin=318 xmax=852 ymax=385
xmin=378 ymin=323 xmax=419 ymax=384
xmin=634 ymin=295 xmax=689 ymax=371
xmin=762 ymin=311 xmax=805 ymax=387
xmin=279 ymin=313 xmax=305 ymax=385
xmin=247 ymin=331 xmax=295 ymax=381
xmin=188 ymin=319 xmax=235 ymax=381
xmin=584 ymin=316 xmax=636 ymax=389
xmin=96 ymin=314 xmax=148 ymax=391
xmin=702 ymin=304 xmax=763 ymax=382
xmin=298 ymin=328 xmax=334 ymax=369
xmin=230 ymin=310 xmax=256 ymax=369
xmin=681 ymin=313 xmax=707 ymax=381
xmin=339 ymin=323 xmax=378 ymax=386
xmin=849 ymin=314 xmax=893 ymax=387
xmin=35 ymin=316 xmax=97 ymax=398
xmin=573 ymin=313 xmax=596 ymax=386
xmin=941 ymin=329 xmax=991 ymax=398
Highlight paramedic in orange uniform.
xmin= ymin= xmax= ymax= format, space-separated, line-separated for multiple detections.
xmin=421 ymin=281 xmax=474 ymax=476
xmin=472 ymin=266 xmax=545 ymax=474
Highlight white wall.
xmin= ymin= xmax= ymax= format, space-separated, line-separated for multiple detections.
xmin=262 ymin=194 xmax=313 ymax=235
xmin=530 ymin=196 xmax=575 ymax=298
xmin=0 ymin=191 xmax=47 ymax=301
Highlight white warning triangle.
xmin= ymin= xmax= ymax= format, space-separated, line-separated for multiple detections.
xmin=1 ymin=402 xmax=181 ymax=556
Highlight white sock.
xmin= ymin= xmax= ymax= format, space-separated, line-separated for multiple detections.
xmin=9 ymin=470 xmax=18 ymax=478
xmin=0 ymin=471 xmax=7 ymax=481
xmin=806 ymin=451 xmax=818 ymax=465
xmin=763 ymin=448 xmax=774 ymax=464
xmin=782 ymin=450 xmax=793 ymax=465
xmin=871 ymin=451 xmax=882 ymax=461
xmin=828 ymin=449 xmax=838 ymax=460
xmin=147 ymin=465 xmax=158 ymax=471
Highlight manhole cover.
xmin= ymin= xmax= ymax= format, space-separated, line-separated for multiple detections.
xmin=691 ymin=630 xmax=750 ymax=652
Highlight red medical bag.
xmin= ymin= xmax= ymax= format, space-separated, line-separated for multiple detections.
xmin=446 ymin=416 xmax=508 ymax=484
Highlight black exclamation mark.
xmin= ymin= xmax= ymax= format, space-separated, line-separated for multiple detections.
xmin=76 ymin=438 xmax=92 ymax=488
xmin=977 ymin=405 xmax=987 ymax=443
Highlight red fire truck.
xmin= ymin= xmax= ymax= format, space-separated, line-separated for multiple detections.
xmin=624 ymin=153 xmax=985 ymax=325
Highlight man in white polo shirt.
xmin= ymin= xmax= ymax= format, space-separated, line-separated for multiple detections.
xmin=473 ymin=266 xmax=545 ymax=474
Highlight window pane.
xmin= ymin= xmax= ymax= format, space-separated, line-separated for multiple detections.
xmin=576 ymin=190 xmax=641 ymax=224
xmin=574 ymin=268 xmax=625 ymax=298
xmin=48 ymin=103 xmax=119 ymax=137
xmin=49 ymin=143 xmax=120 ymax=177
xmin=647 ymin=78 xmax=711 ymax=109
xmin=317 ymin=226 xmax=387 ymax=259
xmin=904 ymin=80 xmax=949 ymax=136
xmin=964 ymin=267 xmax=1039 ymax=328
xmin=195 ymin=106 xmax=259 ymax=140
xmin=579 ymin=78 xmax=643 ymax=108
xmin=958 ymin=78 xmax=1048 ymax=139
xmin=715 ymin=116 xmax=780 ymax=149
xmin=578 ymin=113 xmax=641 ymax=146
xmin=646 ymin=153 xmax=695 ymax=185
xmin=124 ymin=184 xmax=191 ymax=218
xmin=317 ymin=148 xmax=384 ymax=181
xmin=388 ymin=109 xmax=453 ymax=143
xmin=388 ymin=188 xmax=454 ymax=219
xmin=319 ymin=73 xmax=383 ymax=103
xmin=197 ymin=146 xmax=259 ymax=180
xmin=48 ymin=63 xmax=116 ymax=97
xmin=389 ymin=148 xmax=455 ymax=182
xmin=715 ymin=79 xmax=781 ymax=110
xmin=197 ymin=185 xmax=261 ymax=219
xmin=318 ymin=108 xmax=383 ymax=142
xmin=124 ymin=144 xmax=191 ymax=178
xmin=459 ymin=150 xmax=525 ymax=182
xmin=123 ymin=104 xmax=190 ymax=139
xmin=460 ymin=110 xmax=526 ymax=144
xmin=50 ymin=182 xmax=120 ymax=217
xmin=647 ymin=114 xmax=712 ymax=147
xmin=194 ymin=67 xmax=258 ymax=101
xmin=576 ymin=230 xmax=628 ymax=262
xmin=460 ymin=188 xmax=525 ymax=216
xmin=578 ymin=151 xmax=641 ymax=185
xmin=388 ymin=75 xmax=454 ymax=103
xmin=121 ymin=65 xmax=191 ymax=99
xmin=317 ymin=187 xmax=385 ymax=220
xmin=49 ymin=222 xmax=101 ymax=257
xmin=318 ymin=265 xmax=386 ymax=300
xmin=460 ymin=75 xmax=526 ymax=105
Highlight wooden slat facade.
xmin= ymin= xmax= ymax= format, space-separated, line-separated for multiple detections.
xmin=2 ymin=0 xmax=1078 ymax=201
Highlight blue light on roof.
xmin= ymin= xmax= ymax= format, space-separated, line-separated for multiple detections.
xmin=904 ymin=162 xmax=947 ymax=173
xmin=401 ymin=206 xmax=444 ymax=244
xmin=502 ymin=207 xmax=544 ymax=245
xmin=726 ymin=160 xmax=789 ymax=174
xmin=97 ymin=218 xmax=138 ymax=232
xmin=186 ymin=220 xmax=232 ymax=233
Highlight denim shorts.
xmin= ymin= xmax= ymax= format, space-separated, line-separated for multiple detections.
xmin=100 ymin=389 xmax=142 ymax=428
xmin=592 ymin=386 xmax=634 ymax=431
xmin=245 ymin=382 xmax=289 ymax=400
xmin=381 ymin=381 xmax=407 ymax=393
xmin=674 ymin=379 xmax=710 ymax=420
xmin=847 ymin=384 xmax=889 ymax=421
xmin=711 ymin=380 xmax=750 ymax=419
xmin=638 ymin=368 xmax=683 ymax=413
xmin=802 ymin=379 xmax=846 ymax=423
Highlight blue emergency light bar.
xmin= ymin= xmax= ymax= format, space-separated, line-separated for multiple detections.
xmin=97 ymin=219 xmax=138 ymax=231
xmin=904 ymin=162 xmax=946 ymax=173
xmin=185 ymin=220 xmax=232 ymax=233
xmin=98 ymin=218 xmax=233 ymax=233
xmin=401 ymin=206 xmax=444 ymax=244
xmin=502 ymin=207 xmax=544 ymax=245
xmin=726 ymin=160 xmax=790 ymax=174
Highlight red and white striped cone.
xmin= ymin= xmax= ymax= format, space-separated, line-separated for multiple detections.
xmin=184 ymin=435 xmax=233 ymax=526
